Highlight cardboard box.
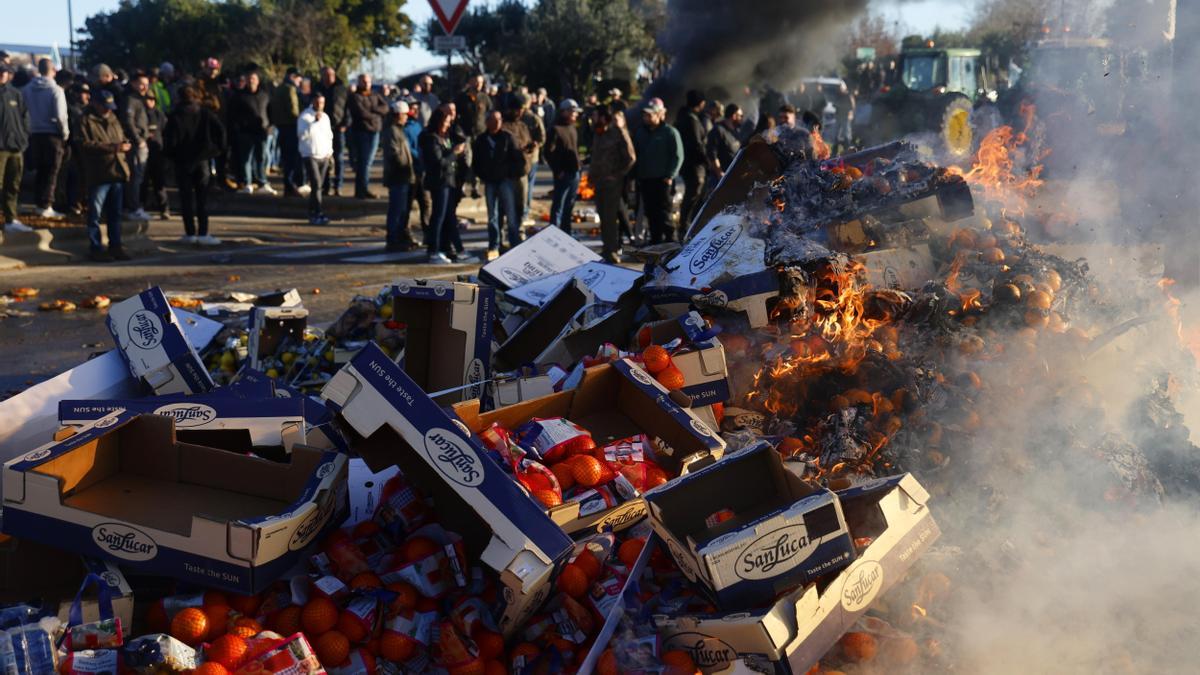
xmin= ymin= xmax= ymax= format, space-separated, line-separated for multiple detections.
xmin=489 ymin=374 xmax=557 ymax=409
xmin=319 ymin=343 xmax=573 ymax=636
xmin=577 ymin=532 xmax=657 ymax=675
xmin=644 ymin=443 xmax=855 ymax=610
xmin=505 ymin=262 xmax=643 ymax=308
xmin=479 ymin=225 xmax=601 ymax=289
xmin=655 ymin=474 xmax=940 ymax=674
xmin=2 ymin=411 xmax=348 ymax=593
xmin=857 ymin=245 xmax=936 ymax=290
xmin=58 ymin=395 xmax=308 ymax=455
xmin=453 ymin=359 xmax=727 ymax=535
xmin=668 ymin=342 xmax=730 ymax=407
xmin=494 ymin=278 xmax=592 ymax=372
xmin=390 ymin=279 xmax=494 ymax=406
xmin=106 ymin=287 xmax=217 ymax=396
xmin=0 ymin=310 xmax=222 ymax=472
xmin=248 ymin=306 xmax=310 ymax=371
xmin=0 ymin=537 xmax=135 ymax=629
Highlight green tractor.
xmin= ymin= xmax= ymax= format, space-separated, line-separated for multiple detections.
xmin=865 ymin=43 xmax=997 ymax=161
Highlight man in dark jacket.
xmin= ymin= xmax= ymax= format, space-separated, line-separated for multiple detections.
xmin=382 ymin=101 xmax=416 ymax=252
xmin=346 ymin=73 xmax=389 ymax=199
xmin=633 ymin=97 xmax=683 ymax=244
xmin=165 ymin=86 xmax=225 ymax=246
xmin=142 ymin=92 xmax=169 ymax=218
xmin=228 ymin=71 xmax=273 ymax=194
xmin=707 ymin=103 xmax=743 ymax=188
xmin=501 ymin=94 xmax=536 ymax=232
xmin=454 ymin=74 xmax=491 ymax=140
xmin=121 ymin=74 xmax=152 ymax=220
xmin=270 ymin=68 xmax=303 ymax=196
xmin=79 ymin=90 xmax=132 ymax=261
xmin=474 ymin=110 xmax=524 ymax=257
xmin=675 ymin=89 xmax=708 ymax=238
xmin=0 ymin=63 xmax=31 ymax=233
xmin=516 ymin=93 xmax=544 ymax=225
xmin=545 ymin=98 xmax=582 ymax=234
xmin=65 ymin=83 xmax=90 ymax=215
xmin=316 ymin=67 xmax=348 ymax=196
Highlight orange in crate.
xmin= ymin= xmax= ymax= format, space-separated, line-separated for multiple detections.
xmin=233 ymin=617 xmax=262 ymax=633
xmin=640 ymin=345 xmax=671 ymax=374
xmin=662 ymin=649 xmax=697 ymax=674
xmin=380 ymin=631 xmax=417 ymax=662
xmin=556 ymin=563 xmax=589 ymax=598
xmin=170 ymin=607 xmax=209 ymax=646
xmin=573 ymin=549 xmax=603 ymax=581
xmin=841 ymin=632 xmax=878 ymax=662
xmin=402 ymin=536 xmax=440 ymax=562
xmin=656 ymin=365 xmax=686 ymax=390
xmin=193 ymin=663 xmax=231 ymax=675
xmin=227 ymin=593 xmax=261 ymax=616
xmin=617 ymin=538 xmax=645 ymax=568
xmin=550 ymin=463 xmax=576 ymax=491
xmin=449 ymin=658 xmax=487 ymax=675
xmin=314 ymin=630 xmax=351 ymax=667
xmin=203 ymin=590 xmax=229 ymax=608
xmin=350 ymin=572 xmax=383 ymax=589
xmin=532 ymin=489 xmax=561 ymax=508
xmin=206 ymin=634 xmax=249 ymax=670
xmin=387 ymin=581 xmax=420 ymax=613
xmin=338 ymin=609 xmax=369 ymax=643
xmin=269 ymin=605 xmax=302 ymax=636
xmin=473 ymin=628 xmax=505 ymax=661
xmin=204 ymin=605 xmax=230 ymax=639
xmin=484 ymin=660 xmax=507 ymax=675
xmin=571 ymin=455 xmax=605 ymax=487
xmin=301 ymin=597 xmax=340 ymax=635
xmin=596 ymin=649 xmax=618 ymax=675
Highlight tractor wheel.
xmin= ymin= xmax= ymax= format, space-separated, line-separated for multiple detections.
xmin=938 ymin=96 xmax=974 ymax=162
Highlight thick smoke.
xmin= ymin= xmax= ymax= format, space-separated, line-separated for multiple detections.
xmin=644 ymin=0 xmax=869 ymax=109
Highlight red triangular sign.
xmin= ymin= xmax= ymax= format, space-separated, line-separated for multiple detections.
xmin=428 ymin=0 xmax=470 ymax=35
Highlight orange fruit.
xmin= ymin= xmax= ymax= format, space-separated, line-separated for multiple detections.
xmin=387 ymin=581 xmax=420 ymax=613
xmin=269 ymin=605 xmax=302 ymax=636
xmin=402 ymin=536 xmax=440 ymax=562
xmin=302 ymin=597 xmax=340 ymax=635
xmin=641 ymin=345 xmax=671 ymax=373
xmin=350 ymin=572 xmax=383 ymax=589
xmin=596 ymin=649 xmax=618 ymax=675
xmin=146 ymin=600 xmax=168 ymax=633
xmin=380 ymin=631 xmax=417 ymax=662
xmin=206 ymin=634 xmax=249 ymax=670
xmin=229 ymin=625 xmax=258 ymax=639
xmin=352 ymin=520 xmax=381 ymax=540
xmin=227 ymin=593 xmax=261 ymax=616
xmin=509 ymin=642 xmax=539 ymax=665
xmin=879 ymin=636 xmax=919 ymax=665
xmin=314 ymin=630 xmax=351 ymax=667
xmin=661 ymin=649 xmax=697 ymax=674
xmin=549 ymin=463 xmax=576 ymax=491
xmin=617 ymin=538 xmax=645 ymax=568
xmin=366 ymin=638 xmax=381 ymax=657
xmin=416 ymin=596 xmax=439 ymax=613
xmin=233 ymin=616 xmax=262 ymax=633
xmin=571 ymin=455 xmax=605 ymax=487
xmin=203 ymin=590 xmax=229 ymax=608
xmin=573 ymin=549 xmax=603 ymax=582
xmin=473 ymin=628 xmax=505 ymax=661
xmin=711 ymin=401 xmax=725 ymax=423
xmin=338 ymin=609 xmax=368 ymax=643
xmin=484 ymin=660 xmax=507 ymax=675
xmin=170 ymin=607 xmax=209 ymax=646
xmin=532 ymin=489 xmax=561 ymax=508
xmin=204 ymin=605 xmax=230 ymax=639
xmin=1025 ymin=289 xmax=1052 ymax=310
xmin=193 ymin=664 xmax=231 ymax=675
xmin=556 ymin=563 xmax=589 ymax=598
xmin=655 ymin=365 xmax=686 ymax=390
xmin=355 ymin=648 xmax=377 ymax=673
xmin=841 ymin=631 xmax=878 ymax=662
xmin=449 ymin=659 xmax=487 ymax=675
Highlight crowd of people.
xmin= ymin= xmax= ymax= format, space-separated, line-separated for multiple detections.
xmin=0 ymin=50 xmax=833 ymax=265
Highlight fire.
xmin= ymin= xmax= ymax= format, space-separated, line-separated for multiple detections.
xmin=949 ymin=102 xmax=1045 ymax=213
xmin=1158 ymin=278 xmax=1200 ymax=365
xmin=811 ymin=128 xmax=831 ymax=161
xmin=577 ymin=173 xmax=595 ymax=201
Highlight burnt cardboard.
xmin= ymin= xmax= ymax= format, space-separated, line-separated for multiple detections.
xmin=0 ymin=537 xmax=135 ymax=629
xmin=453 ymin=359 xmax=726 ymax=535
xmin=390 ymin=279 xmax=494 ymax=406
xmin=2 ymin=411 xmax=348 ymax=594
xmin=857 ymin=245 xmax=936 ymax=291
xmin=494 ymin=278 xmax=593 ymax=372
xmin=319 ymin=343 xmax=573 ymax=637
xmin=505 ymin=262 xmax=643 ymax=308
xmin=106 ymin=287 xmax=216 ymax=395
xmin=644 ymin=443 xmax=855 ymax=611
xmin=656 ymin=474 xmax=940 ymax=674
xmin=480 ymin=225 xmax=601 ymax=289
xmin=247 ymin=306 xmax=310 ymax=371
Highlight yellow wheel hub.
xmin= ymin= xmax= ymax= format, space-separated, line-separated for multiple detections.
xmin=945 ymin=109 xmax=972 ymax=155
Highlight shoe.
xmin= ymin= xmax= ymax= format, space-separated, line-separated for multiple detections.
xmin=297 ymin=185 xmax=312 ymax=196
xmin=196 ymin=235 xmax=223 ymax=246
xmin=238 ymin=185 xmax=255 ymax=194
xmin=309 ymin=215 xmax=330 ymax=225
xmin=484 ymin=248 xmax=500 ymax=261
xmin=428 ymin=252 xmax=453 ymax=265
xmin=159 ymin=210 xmax=170 ymax=220
xmin=38 ymin=207 xmax=65 ymax=219
xmin=178 ymin=235 xmax=197 ymax=245
xmin=131 ymin=208 xmax=151 ymax=221
xmin=447 ymin=251 xmax=461 ymax=263
xmin=521 ymin=218 xmax=536 ymax=227
xmin=89 ymin=249 xmax=112 ymax=262
xmin=4 ymin=220 xmax=33 ymax=233
xmin=110 ymin=248 xmax=131 ymax=261
xmin=601 ymin=252 xmax=620 ymax=264
xmin=258 ymin=184 xmax=279 ymax=196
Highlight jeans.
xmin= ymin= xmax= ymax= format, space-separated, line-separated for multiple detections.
xmin=678 ymin=162 xmax=706 ymax=237
xmin=484 ymin=180 xmax=520 ymax=250
xmin=235 ymin=131 xmax=267 ymax=186
xmin=550 ymin=169 xmax=580 ymax=233
xmin=350 ymin=129 xmax=380 ymax=196
xmin=411 ymin=173 xmax=431 ymax=234
xmin=639 ymin=177 xmax=673 ymax=244
xmin=386 ymin=182 xmax=413 ymax=247
xmin=595 ymin=179 xmax=623 ymax=259
xmin=0 ymin=150 xmax=21 ymax=223
xmin=144 ymin=144 xmax=168 ymax=213
xmin=175 ymin=161 xmax=209 ymax=236
xmin=426 ymin=184 xmax=454 ymax=256
xmin=524 ymin=162 xmax=538 ymax=220
xmin=305 ymin=157 xmax=330 ymax=215
xmin=30 ymin=134 xmax=65 ymax=209
xmin=278 ymin=123 xmax=301 ymax=191
xmin=324 ymin=128 xmax=346 ymax=192
xmin=87 ymin=182 xmax=123 ymax=251
xmin=126 ymin=144 xmax=149 ymax=211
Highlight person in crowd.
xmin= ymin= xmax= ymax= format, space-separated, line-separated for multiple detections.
xmin=633 ymin=97 xmax=683 ymax=244
xmin=91 ymin=64 xmax=122 ymax=103
xmin=607 ymin=87 xmax=627 ymax=114
xmin=382 ymin=100 xmax=417 ymax=252
xmin=502 ymin=94 xmax=537 ymax=235
xmin=197 ymin=58 xmax=223 ymax=113
xmin=315 ymin=66 xmax=348 ymax=197
xmin=142 ymin=91 xmax=168 ymax=218
xmin=473 ymin=109 xmax=524 ymax=259
xmin=588 ymin=105 xmax=636 ymax=263
xmin=831 ymin=80 xmax=855 ymax=155
xmin=0 ymin=63 xmax=32 ymax=233
xmin=545 ymin=98 xmax=582 ymax=234
xmin=580 ymin=93 xmax=600 ymax=148
xmin=121 ymin=74 xmax=152 ymax=220
xmin=777 ymin=103 xmax=797 ymax=130
xmin=455 ymin=74 xmax=491 ymax=140
xmin=299 ymin=77 xmax=313 ymax=108
xmin=64 ymin=83 xmax=90 ymax=215
xmin=228 ymin=70 xmax=274 ymax=194
xmin=270 ymin=67 xmax=304 ymax=196
xmin=79 ymin=89 xmax=131 ymax=261
xmin=707 ymin=103 xmax=743 ymax=188
xmin=298 ymin=92 xmax=334 ymax=225
xmin=536 ymin=88 xmax=556 ymax=138
xmin=196 ymin=57 xmax=227 ymax=186
xmin=346 ymin=73 xmax=389 ymax=199
xmin=164 ymin=85 xmax=225 ymax=246
xmin=518 ymin=93 xmax=545 ymax=225
xmin=675 ymin=89 xmax=708 ymax=236
xmin=418 ymin=107 xmax=465 ymax=265
xmin=412 ymin=74 xmax=438 ymax=126
xmin=402 ymin=101 xmax=428 ymax=242
xmin=22 ymin=58 xmax=69 ymax=219
xmin=443 ymin=102 xmax=469 ymax=258
xmin=152 ymin=62 xmax=175 ymax=113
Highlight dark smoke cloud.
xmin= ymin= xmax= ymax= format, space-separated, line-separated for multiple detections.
xmin=646 ymin=0 xmax=869 ymax=109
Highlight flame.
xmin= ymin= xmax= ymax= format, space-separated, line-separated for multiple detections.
xmin=1158 ymin=278 xmax=1200 ymax=365
xmin=950 ymin=102 xmax=1045 ymax=214
xmin=811 ymin=128 xmax=831 ymax=160
xmin=912 ymin=603 xmax=928 ymax=619
xmin=577 ymin=173 xmax=595 ymax=201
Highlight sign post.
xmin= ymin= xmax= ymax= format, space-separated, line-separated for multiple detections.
xmin=427 ymin=0 xmax=470 ymax=94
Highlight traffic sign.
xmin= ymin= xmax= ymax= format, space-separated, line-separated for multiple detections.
xmin=433 ymin=35 xmax=467 ymax=52
xmin=428 ymin=0 xmax=470 ymax=35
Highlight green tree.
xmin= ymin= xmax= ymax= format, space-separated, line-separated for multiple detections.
xmin=420 ymin=1 xmax=529 ymax=84
xmin=521 ymin=0 xmax=656 ymax=98
xmin=78 ymin=0 xmax=252 ymax=73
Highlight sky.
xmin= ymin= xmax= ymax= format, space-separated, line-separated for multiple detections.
xmin=2 ymin=0 xmax=975 ymax=78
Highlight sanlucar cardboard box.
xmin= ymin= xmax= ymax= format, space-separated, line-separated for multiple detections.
xmin=654 ymin=473 xmax=939 ymax=674
xmin=480 ymin=225 xmax=601 ymax=289
xmin=390 ymin=279 xmax=494 ymax=406
xmin=106 ymin=287 xmax=216 ymax=395
xmin=452 ymin=359 xmax=727 ymax=535
xmin=247 ymin=306 xmax=309 ymax=371
xmin=2 ymin=410 xmax=348 ymax=593
xmin=319 ymin=343 xmax=573 ymax=637
xmin=644 ymin=443 xmax=855 ymax=611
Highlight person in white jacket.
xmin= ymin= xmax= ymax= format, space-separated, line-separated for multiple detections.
xmin=297 ymin=93 xmax=333 ymax=225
